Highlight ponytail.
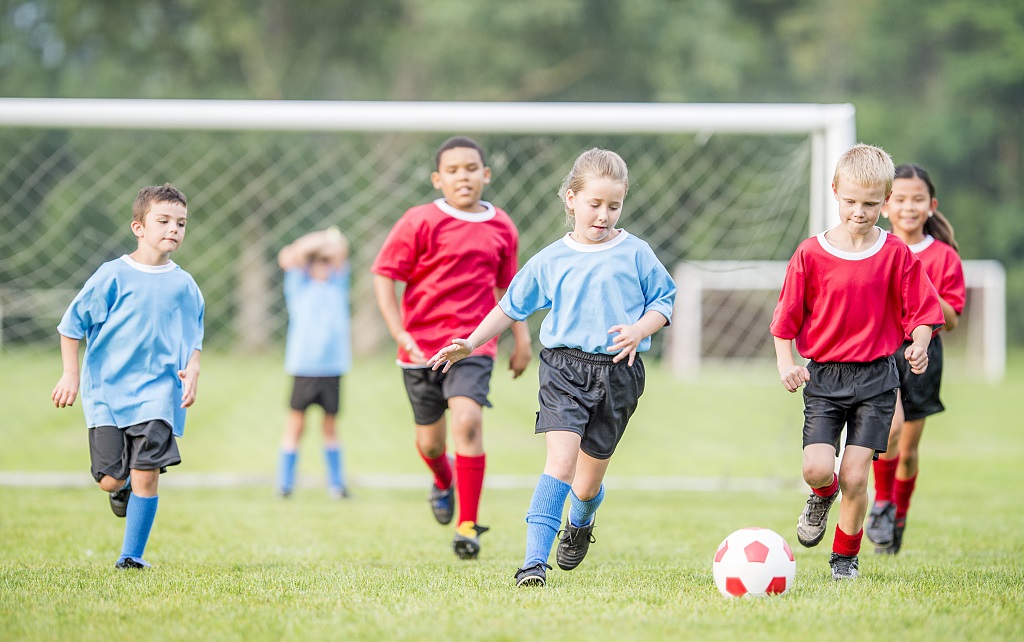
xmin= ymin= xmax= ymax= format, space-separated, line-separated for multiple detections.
xmin=926 ymin=210 xmax=959 ymax=254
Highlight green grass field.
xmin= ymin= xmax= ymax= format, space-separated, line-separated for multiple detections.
xmin=2 ymin=349 xmax=1023 ymax=641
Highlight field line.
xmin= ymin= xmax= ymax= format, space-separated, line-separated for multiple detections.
xmin=0 ymin=472 xmax=806 ymax=493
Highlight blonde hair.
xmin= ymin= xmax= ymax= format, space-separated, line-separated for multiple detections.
xmin=558 ymin=148 xmax=629 ymax=220
xmin=833 ymin=144 xmax=895 ymax=197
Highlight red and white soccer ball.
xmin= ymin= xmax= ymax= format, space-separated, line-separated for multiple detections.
xmin=712 ymin=527 xmax=796 ymax=598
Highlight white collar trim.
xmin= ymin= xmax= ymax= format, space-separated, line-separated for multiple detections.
xmin=560 ymin=229 xmax=630 ymax=253
xmin=434 ymin=198 xmax=495 ymax=222
xmin=907 ymin=234 xmax=935 ymax=254
xmin=120 ymin=254 xmax=177 ymax=274
xmin=815 ymin=227 xmax=888 ymax=261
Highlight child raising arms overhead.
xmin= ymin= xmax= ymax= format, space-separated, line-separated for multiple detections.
xmin=866 ymin=164 xmax=965 ymax=554
xmin=429 ymin=148 xmax=676 ymax=587
xmin=770 ymin=145 xmax=943 ymax=580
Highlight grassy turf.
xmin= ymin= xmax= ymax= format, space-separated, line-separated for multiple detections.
xmin=1 ymin=349 xmax=1023 ymax=641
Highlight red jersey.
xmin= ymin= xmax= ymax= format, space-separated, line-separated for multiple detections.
xmin=770 ymin=229 xmax=944 ymax=363
xmin=371 ymin=199 xmax=519 ymax=364
xmin=908 ymin=235 xmax=966 ymax=328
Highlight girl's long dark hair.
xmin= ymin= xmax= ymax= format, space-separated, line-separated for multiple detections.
xmin=894 ymin=164 xmax=959 ymax=253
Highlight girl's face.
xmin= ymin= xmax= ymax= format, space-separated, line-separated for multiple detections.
xmin=885 ymin=176 xmax=937 ymax=240
xmin=566 ymin=176 xmax=627 ymax=245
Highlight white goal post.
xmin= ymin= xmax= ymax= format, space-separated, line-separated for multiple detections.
xmin=0 ymin=98 xmax=857 ymax=360
xmin=672 ymin=260 xmax=1006 ymax=382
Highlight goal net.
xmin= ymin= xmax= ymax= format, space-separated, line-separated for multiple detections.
xmin=1 ymin=98 xmax=877 ymax=370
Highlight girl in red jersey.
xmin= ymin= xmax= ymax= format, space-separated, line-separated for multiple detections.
xmin=865 ymin=164 xmax=965 ymax=554
xmin=770 ymin=145 xmax=944 ymax=580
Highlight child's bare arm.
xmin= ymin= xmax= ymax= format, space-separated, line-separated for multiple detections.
xmin=178 ymin=349 xmax=202 ymax=408
xmin=904 ymin=325 xmax=933 ymax=374
xmin=607 ymin=310 xmax=669 ymax=366
xmin=373 ymin=274 xmax=426 ymax=363
xmin=278 ymin=228 xmax=348 ymax=270
xmin=774 ymin=336 xmax=810 ymax=392
xmin=495 ymin=287 xmax=532 ymax=378
xmin=429 ymin=306 xmax=517 ymax=373
xmin=52 ymin=335 xmax=81 ymax=408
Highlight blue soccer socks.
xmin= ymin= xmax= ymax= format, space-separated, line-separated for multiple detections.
xmin=523 ymin=474 xmax=571 ymax=567
xmin=278 ymin=450 xmax=298 ymax=496
xmin=118 ymin=493 xmax=158 ymax=566
xmin=569 ymin=484 xmax=605 ymax=529
xmin=325 ymin=445 xmax=345 ymax=493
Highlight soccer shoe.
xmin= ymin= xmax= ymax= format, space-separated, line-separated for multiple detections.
xmin=556 ymin=517 xmax=597 ymax=571
xmin=875 ymin=517 xmax=906 ymax=555
xmin=115 ymin=557 xmax=151 ymax=570
xmin=796 ymin=490 xmax=838 ymax=548
xmin=829 ymin=552 xmax=859 ymax=580
xmin=514 ymin=562 xmax=552 ymax=587
xmin=428 ymin=483 xmax=455 ymax=525
xmin=866 ymin=501 xmax=896 ymax=548
xmin=109 ymin=482 xmax=131 ymax=518
xmin=452 ymin=521 xmax=490 ymax=560
xmin=327 ymin=486 xmax=350 ymax=500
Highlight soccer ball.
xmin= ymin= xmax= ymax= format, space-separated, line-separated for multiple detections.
xmin=712 ymin=527 xmax=796 ymax=597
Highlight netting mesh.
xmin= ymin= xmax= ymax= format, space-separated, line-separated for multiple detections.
xmin=0 ymin=127 xmax=812 ymax=359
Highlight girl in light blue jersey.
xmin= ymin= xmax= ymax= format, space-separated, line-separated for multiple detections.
xmin=428 ymin=148 xmax=675 ymax=587
xmin=53 ymin=184 xmax=204 ymax=570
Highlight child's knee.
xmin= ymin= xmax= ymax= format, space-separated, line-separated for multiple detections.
xmin=97 ymin=476 xmax=125 ymax=493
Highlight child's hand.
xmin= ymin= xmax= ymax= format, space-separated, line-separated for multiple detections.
xmin=778 ymin=364 xmax=810 ymax=392
xmin=179 ymin=367 xmax=200 ymax=408
xmin=428 ymin=339 xmax=475 ymax=373
xmin=51 ymin=373 xmax=79 ymax=408
xmin=508 ymin=341 xmax=531 ymax=379
xmin=905 ymin=344 xmax=929 ymax=374
xmin=608 ymin=323 xmax=643 ymax=365
xmin=397 ymin=331 xmax=427 ymax=365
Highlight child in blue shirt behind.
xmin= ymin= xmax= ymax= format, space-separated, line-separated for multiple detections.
xmin=52 ymin=183 xmax=204 ymax=570
xmin=275 ymin=227 xmax=352 ymax=499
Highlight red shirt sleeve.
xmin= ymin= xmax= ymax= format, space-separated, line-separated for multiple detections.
xmin=901 ymin=249 xmax=946 ymax=337
xmin=770 ymin=246 xmax=807 ymax=340
xmin=371 ymin=211 xmax=419 ymax=282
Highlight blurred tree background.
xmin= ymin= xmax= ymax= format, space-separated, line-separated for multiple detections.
xmin=1 ymin=0 xmax=1022 ymax=343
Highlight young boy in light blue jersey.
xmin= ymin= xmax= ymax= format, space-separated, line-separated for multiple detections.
xmin=276 ymin=227 xmax=352 ymax=499
xmin=52 ymin=183 xmax=203 ymax=570
xmin=429 ymin=149 xmax=676 ymax=586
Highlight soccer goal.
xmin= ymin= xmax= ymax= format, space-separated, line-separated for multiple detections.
xmin=671 ymin=259 xmax=1006 ymax=382
xmin=1 ymin=98 xmax=859 ymax=363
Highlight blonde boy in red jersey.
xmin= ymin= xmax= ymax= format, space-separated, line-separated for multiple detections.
xmin=770 ymin=145 xmax=944 ymax=580
xmin=372 ymin=136 xmax=532 ymax=560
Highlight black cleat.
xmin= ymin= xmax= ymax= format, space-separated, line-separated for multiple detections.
xmin=109 ymin=483 xmax=131 ymax=518
xmin=556 ymin=518 xmax=597 ymax=571
xmin=829 ymin=552 xmax=859 ymax=580
xmin=797 ymin=490 xmax=838 ymax=547
xmin=866 ymin=501 xmax=896 ymax=548
xmin=514 ymin=562 xmax=552 ymax=587
xmin=452 ymin=521 xmax=490 ymax=560
xmin=428 ymin=483 xmax=455 ymax=525
xmin=875 ymin=517 xmax=906 ymax=555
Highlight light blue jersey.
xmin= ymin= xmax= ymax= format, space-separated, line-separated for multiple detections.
xmin=57 ymin=255 xmax=204 ymax=436
xmin=283 ymin=266 xmax=352 ymax=376
xmin=499 ymin=230 xmax=675 ymax=354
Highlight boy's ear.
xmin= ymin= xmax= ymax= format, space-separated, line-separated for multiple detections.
xmin=483 ymin=166 xmax=491 ymax=185
xmin=130 ymin=219 xmax=144 ymax=238
xmin=430 ymin=171 xmax=442 ymax=190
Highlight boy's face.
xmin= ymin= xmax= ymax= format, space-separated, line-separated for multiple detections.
xmin=431 ymin=147 xmax=490 ymax=212
xmin=832 ymin=180 xmax=888 ymax=236
xmin=131 ymin=200 xmax=188 ymax=255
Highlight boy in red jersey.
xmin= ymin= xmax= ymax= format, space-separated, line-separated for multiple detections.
xmin=770 ymin=145 xmax=944 ymax=580
xmin=372 ymin=136 xmax=532 ymax=560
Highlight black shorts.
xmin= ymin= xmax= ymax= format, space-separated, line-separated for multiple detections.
xmin=894 ymin=335 xmax=945 ymax=421
xmin=802 ymin=357 xmax=900 ymax=458
xmin=402 ymin=356 xmax=493 ymax=425
xmin=535 ymin=347 xmax=645 ymax=460
xmin=290 ymin=375 xmax=342 ymax=414
xmin=88 ymin=420 xmax=181 ymax=482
